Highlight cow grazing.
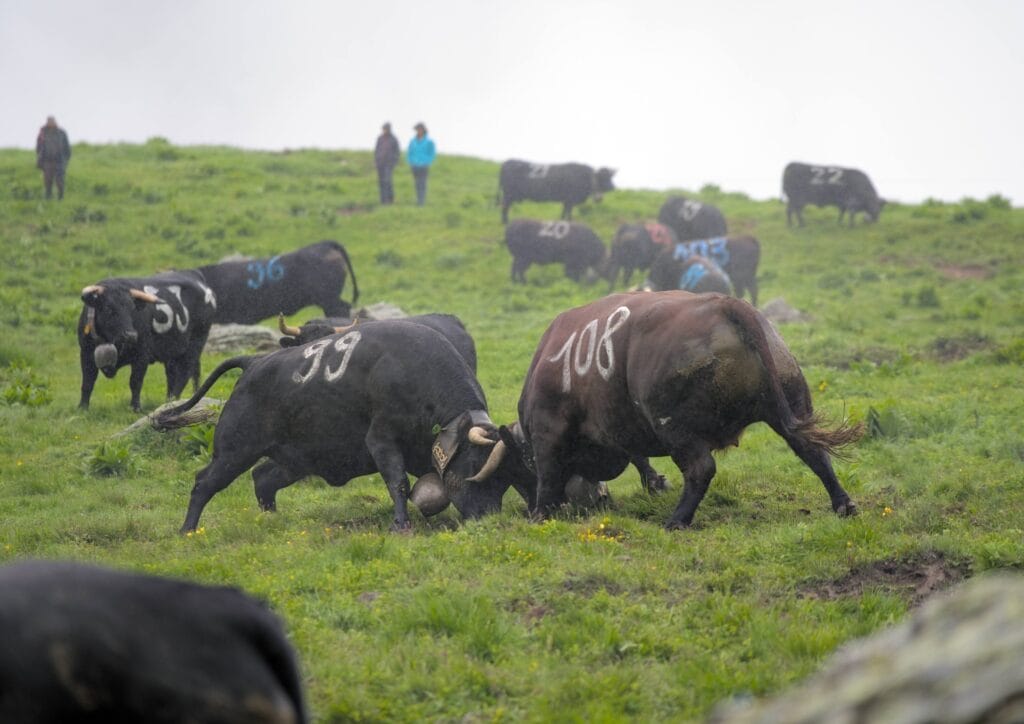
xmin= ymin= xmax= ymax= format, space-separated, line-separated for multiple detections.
xmin=604 ymin=222 xmax=678 ymax=289
xmin=278 ymin=313 xmax=477 ymax=372
xmin=499 ymin=160 xmax=615 ymax=224
xmin=657 ymin=195 xmax=727 ymax=241
xmin=783 ymin=162 xmax=884 ymax=227
xmin=78 ymin=271 xmax=217 ymax=411
xmin=196 ymin=240 xmax=358 ymax=324
xmin=156 ymin=320 xmax=524 ymax=532
xmin=652 ymin=254 xmax=733 ymax=295
xmin=505 ymin=218 xmax=606 ymax=283
xmin=501 ymin=291 xmax=862 ymax=529
xmin=0 ymin=560 xmax=306 ymax=723
xmin=647 ymin=235 xmax=761 ymax=305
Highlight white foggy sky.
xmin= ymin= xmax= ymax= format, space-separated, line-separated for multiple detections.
xmin=2 ymin=0 xmax=1022 ymax=203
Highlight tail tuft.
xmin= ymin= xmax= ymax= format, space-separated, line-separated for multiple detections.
xmin=795 ymin=413 xmax=864 ymax=459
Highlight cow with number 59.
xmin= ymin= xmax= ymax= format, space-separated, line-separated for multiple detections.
xmin=500 ymin=291 xmax=862 ymax=529
xmin=504 ymin=218 xmax=606 ymax=284
xmin=78 ymin=271 xmax=217 ymax=411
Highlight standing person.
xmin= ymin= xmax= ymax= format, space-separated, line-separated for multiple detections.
xmin=407 ymin=122 xmax=436 ymax=206
xmin=35 ymin=116 xmax=72 ymax=200
xmin=374 ymin=122 xmax=400 ymax=204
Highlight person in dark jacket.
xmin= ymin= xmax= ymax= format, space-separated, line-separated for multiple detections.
xmin=407 ymin=122 xmax=436 ymax=206
xmin=374 ymin=122 xmax=400 ymax=204
xmin=36 ymin=116 xmax=72 ymax=200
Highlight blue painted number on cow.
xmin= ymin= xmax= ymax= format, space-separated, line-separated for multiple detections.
xmin=246 ymin=256 xmax=285 ymax=290
xmin=679 ymin=264 xmax=707 ymax=290
xmin=673 ymin=238 xmax=730 ymax=267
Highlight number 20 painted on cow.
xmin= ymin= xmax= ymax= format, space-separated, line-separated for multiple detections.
xmin=547 ymin=306 xmax=630 ymax=392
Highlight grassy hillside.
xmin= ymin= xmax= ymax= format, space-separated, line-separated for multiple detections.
xmin=1 ymin=140 xmax=1023 ymax=722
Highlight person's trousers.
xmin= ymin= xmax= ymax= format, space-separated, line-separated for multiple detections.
xmin=377 ymin=164 xmax=395 ymax=204
xmin=42 ymin=162 xmax=66 ymax=199
xmin=411 ymin=166 xmax=429 ymax=206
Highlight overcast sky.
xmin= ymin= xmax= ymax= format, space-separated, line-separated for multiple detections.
xmin=2 ymin=1 xmax=1022 ymax=204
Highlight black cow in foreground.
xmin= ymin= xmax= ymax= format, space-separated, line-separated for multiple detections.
xmin=499 ymin=160 xmax=615 ymax=224
xmin=783 ymin=161 xmax=884 ymax=227
xmin=0 ymin=560 xmax=306 ymax=723
xmin=505 ymin=218 xmax=606 ymax=283
xmin=657 ymin=195 xmax=727 ymax=241
xmin=157 ymin=320 xmax=524 ymax=532
xmin=647 ymin=236 xmax=761 ymax=305
xmin=78 ymin=271 xmax=217 ymax=411
xmin=501 ymin=292 xmax=862 ymax=529
xmin=196 ymin=240 xmax=358 ymax=324
xmin=278 ymin=313 xmax=478 ymax=372
xmin=604 ymin=222 xmax=677 ymax=289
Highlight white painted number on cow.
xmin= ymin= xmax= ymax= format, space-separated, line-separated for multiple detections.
xmin=677 ymin=199 xmax=703 ymax=222
xmin=144 ymin=285 xmax=189 ymax=334
xmin=539 ymin=220 xmax=571 ymax=240
xmin=292 ymin=331 xmax=362 ymax=385
xmin=547 ymin=306 xmax=630 ymax=392
xmin=528 ymin=164 xmax=550 ymax=179
xmin=810 ymin=166 xmax=844 ymax=185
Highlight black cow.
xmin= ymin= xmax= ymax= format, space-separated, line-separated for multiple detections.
xmin=604 ymin=221 xmax=677 ymax=289
xmin=650 ymin=254 xmax=733 ymax=295
xmin=647 ymin=235 xmax=761 ymax=305
xmin=505 ymin=219 xmax=606 ymax=283
xmin=0 ymin=560 xmax=306 ymax=723
xmin=657 ymin=195 xmax=728 ymax=241
xmin=78 ymin=270 xmax=217 ymax=411
xmin=196 ymin=240 xmax=358 ymax=324
xmin=499 ymin=160 xmax=615 ymax=224
xmin=783 ymin=162 xmax=883 ymax=227
xmin=498 ymin=292 xmax=861 ymax=529
xmin=278 ymin=313 xmax=477 ymax=372
xmin=156 ymin=321 xmax=525 ymax=532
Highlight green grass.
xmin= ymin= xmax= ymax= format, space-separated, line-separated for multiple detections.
xmin=2 ymin=141 xmax=1023 ymax=721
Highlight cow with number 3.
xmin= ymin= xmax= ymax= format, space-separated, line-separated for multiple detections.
xmin=77 ymin=271 xmax=217 ymax=411
xmin=504 ymin=218 xmax=606 ymax=284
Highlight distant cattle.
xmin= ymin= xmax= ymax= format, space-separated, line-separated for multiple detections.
xmin=78 ymin=270 xmax=217 ymax=411
xmin=657 ymin=195 xmax=727 ymax=241
xmin=505 ymin=219 xmax=606 ymax=283
xmin=647 ymin=236 xmax=761 ymax=305
xmin=0 ymin=560 xmax=306 ymax=723
xmin=604 ymin=222 xmax=677 ymax=289
xmin=278 ymin=313 xmax=477 ymax=372
xmin=499 ymin=160 xmax=615 ymax=224
xmin=653 ymin=254 xmax=733 ymax=295
xmin=500 ymin=292 xmax=861 ymax=529
xmin=196 ymin=240 xmax=358 ymax=324
xmin=783 ymin=162 xmax=883 ymax=227
xmin=157 ymin=320 xmax=525 ymax=532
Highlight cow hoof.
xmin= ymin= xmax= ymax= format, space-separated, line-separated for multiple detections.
xmin=835 ymin=500 xmax=859 ymax=517
xmin=664 ymin=519 xmax=692 ymax=531
xmin=258 ymin=501 xmax=277 ymax=513
xmin=645 ymin=474 xmax=669 ymax=495
xmin=390 ymin=520 xmax=413 ymax=534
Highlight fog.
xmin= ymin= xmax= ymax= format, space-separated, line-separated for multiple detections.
xmin=2 ymin=0 xmax=1022 ymax=203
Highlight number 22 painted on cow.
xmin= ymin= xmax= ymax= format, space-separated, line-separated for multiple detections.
xmin=547 ymin=306 xmax=630 ymax=392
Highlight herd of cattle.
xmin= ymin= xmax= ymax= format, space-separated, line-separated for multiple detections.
xmin=4 ymin=158 xmax=879 ymax=721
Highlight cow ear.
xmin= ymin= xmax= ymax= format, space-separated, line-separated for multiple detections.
xmin=279 ymin=337 xmax=300 ymax=348
xmin=498 ymin=424 xmax=520 ymax=451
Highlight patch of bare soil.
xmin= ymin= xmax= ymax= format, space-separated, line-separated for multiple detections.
xmin=936 ymin=263 xmax=994 ymax=280
xmin=799 ymin=551 xmax=971 ymax=608
xmin=928 ymin=332 xmax=994 ymax=362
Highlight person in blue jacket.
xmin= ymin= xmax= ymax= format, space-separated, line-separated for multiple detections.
xmin=407 ymin=122 xmax=436 ymax=206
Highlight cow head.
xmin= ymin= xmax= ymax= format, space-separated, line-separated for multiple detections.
xmin=81 ymin=284 xmax=161 ymax=374
xmin=277 ymin=314 xmax=356 ymax=347
xmin=411 ymin=411 xmax=532 ymax=519
xmin=593 ymin=168 xmax=616 ymax=197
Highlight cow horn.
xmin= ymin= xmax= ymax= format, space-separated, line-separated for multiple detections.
xmin=81 ymin=284 xmax=105 ymax=296
xmin=466 ymin=440 xmax=506 ymax=483
xmin=129 ymin=289 xmax=161 ymax=304
xmin=467 ymin=426 xmax=495 ymax=446
xmin=278 ymin=313 xmax=301 ymax=337
xmin=333 ymin=318 xmax=359 ymax=334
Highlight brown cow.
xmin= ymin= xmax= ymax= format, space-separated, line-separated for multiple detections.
xmin=500 ymin=291 xmax=861 ymax=529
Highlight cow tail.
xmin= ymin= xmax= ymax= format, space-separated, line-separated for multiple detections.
xmin=152 ymin=355 xmax=257 ymax=430
xmin=327 ymin=240 xmax=359 ymax=308
xmin=723 ymin=298 xmax=862 ymax=456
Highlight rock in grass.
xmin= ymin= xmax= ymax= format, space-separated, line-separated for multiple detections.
xmin=205 ymin=324 xmax=282 ymax=354
xmin=710 ymin=574 xmax=1024 ymax=724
